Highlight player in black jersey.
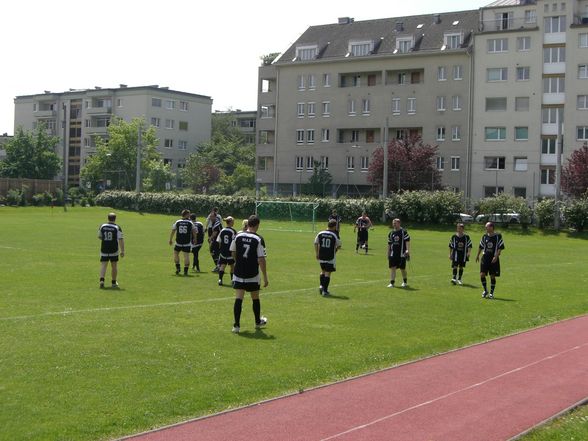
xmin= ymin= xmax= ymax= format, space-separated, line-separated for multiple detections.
xmin=207 ymin=207 xmax=223 ymax=272
xmin=328 ymin=209 xmax=342 ymax=238
xmin=314 ymin=220 xmax=342 ymax=296
xmin=217 ymin=216 xmax=237 ymax=286
xmin=448 ymin=223 xmax=472 ymax=285
xmin=189 ymin=213 xmax=205 ymax=272
xmin=169 ymin=209 xmax=196 ymax=276
xmin=354 ymin=211 xmax=373 ymax=254
xmin=229 ymin=215 xmax=268 ymax=334
xmin=475 ymin=222 xmax=505 ymax=299
xmin=387 ymin=218 xmax=411 ymax=288
xmin=98 ymin=212 xmax=125 ymax=289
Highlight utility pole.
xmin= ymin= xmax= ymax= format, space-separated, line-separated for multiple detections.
xmin=62 ymin=102 xmax=68 ymax=212
xmin=135 ymin=123 xmax=142 ymax=193
xmin=382 ymin=117 xmax=389 ymax=222
xmin=554 ymin=111 xmax=563 ymax=230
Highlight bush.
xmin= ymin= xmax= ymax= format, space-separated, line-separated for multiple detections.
xmin=534 ymin=198 xmax=556 ymax=229
xmin=32 ymin=193 xmax=47 ymax=206
xmin=561 ymin=197 xmax=588 ymax=232
xmin=476 ymin=193 xmax=532 ymax=226
xmin=6 ymin=189 xmax=25 ymax=206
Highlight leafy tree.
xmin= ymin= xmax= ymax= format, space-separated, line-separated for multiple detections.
xmin=211 ymin=112 xmax=245 ymax=144
xmin=216 ymin=163 xmax=255 ymax=194
xmin=368 ymin=135 xmax=441 ymax=193
xmin=143 ymin=159 xmax=175 ymax=192
xmin=303 ymin=161 xmax=332 ymax=196
xmin=260 ymin=52 xmax=280 ymax=66
xmin=0 ymin=123 xmax=61 ymax=179
xmin=181 ymin=153 xmax=222 ymax=193
xmin=561 ymin=143 xmax=588 ymax=197
xmin=81 ymin=117 xmax=162 ymax=191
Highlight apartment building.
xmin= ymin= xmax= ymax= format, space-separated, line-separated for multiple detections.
xmin=213 ymin=109 xmax=257 ymax=144
xmin=14 ymin=85 xmax=212 ymax=186
xmin=0 ymin=133 xmax=11 ymax=160
xmin=257 ymin=0 xmax=588 ymax=201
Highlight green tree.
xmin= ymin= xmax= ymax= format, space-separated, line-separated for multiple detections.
xmin=143 ymin=159 xmax=175 ymax=192
xmin=81 ymin=117 xmax=162 ymax=191
xmin=181 ymin=153 xmax=221 ymax=193
xmin=303 ymin=161 xmax=332 ymax=196
xmin=0 ymin=123 xmax=61 ymax=179
xmin=216 ymin=163 xmax=255 ymax=194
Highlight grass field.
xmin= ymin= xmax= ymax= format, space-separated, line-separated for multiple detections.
xmin=518 ymin=404 xmax=588 ymax=441
xmin=1 ymin=206 xmax=587 ymax=441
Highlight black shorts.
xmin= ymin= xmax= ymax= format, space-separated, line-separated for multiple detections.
xmin=451 ymin=252 xmax=468 ymax=268
xmin=174 ymin=245 xmax=192 ymax=253
xmin=388 ymin=256 xmax=407 ymax=269
xmin=320 ymin=262 xmax=336 ymax=273
xmin=232 ymin=281 xmax=261 ymax=292
xmin=480 ymin=255 xmax=501 ymax=277
xmin=357 ymin=230 xmax=368 ymax=243
xmin=218 ymin=256 xmax=235 ymax=266
xmin=192 ymin=244 xmax=202 ymax=253
xmin=100 ymin=255 xmax=119 ymax=262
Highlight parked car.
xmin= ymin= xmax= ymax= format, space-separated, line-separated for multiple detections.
xmin=454 ymin=213 xmax=474 ymax=223
xmin=475 ymin=210 xmax=521 ymax=224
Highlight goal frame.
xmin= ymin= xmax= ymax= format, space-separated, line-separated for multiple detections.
xmin=255 ymin=200 xmax=320 ymax=232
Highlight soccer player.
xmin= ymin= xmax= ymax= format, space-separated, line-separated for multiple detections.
xmin=448 ymin=223 xmax=473 ymax=285
xmin=314 ymin=219 xmax=342 ymax=296
xmin=207 ymin=207 xmax=223 ymax=272
xmin=217 ymin=216 xmax=237 ymax=285
xmin=189 ymin=213 xmax=205 ymax=272
xmin=475 ymin=222 xmax=505 ymax=299
xmin=328 ymin=209 xmax=342 ymax=238
xmin=240 ymin=218 xmax=249 ymax=232
xmin=354 ymin=211 xmax=372 ymax=254
xmin=169 ymin=209 xmax=196 ymax=276
xmin=230 ymin=215 xmax=268 ymax=334
xmin=98 ymin=212 xmax=125 ymax=289
xmin=387 ymin=218 xmax=410 ymax=288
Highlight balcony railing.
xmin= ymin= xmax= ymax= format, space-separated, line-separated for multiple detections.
xmin=479 ymin=17 xmax=538 ymax=32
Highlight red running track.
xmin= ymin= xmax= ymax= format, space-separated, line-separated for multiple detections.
xmin=123 ymin=315 xmax=588 ymax=441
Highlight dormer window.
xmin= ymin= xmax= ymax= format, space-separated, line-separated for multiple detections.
xmin=349 ymin=40 xmax=373 ymax=56
xmin=295 ymin=45 xmax=318 ymax=61
xmin=396 ymin=37 xmax=414 ymax=53
xmin=444 ymin=32 xmax=462 ymax=49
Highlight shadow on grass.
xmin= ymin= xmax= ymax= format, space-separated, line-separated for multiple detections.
xmin=488 ymin=296 xmax=517 ymax=302
xmin=237 ymin=330 xmax=276 ymax=340
xmin=323 ymin=294 xmax=350 ymax=300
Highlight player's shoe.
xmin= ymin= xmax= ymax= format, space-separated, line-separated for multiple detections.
xmin=482 ymin=290 xmax=488 ymax=298
xmin=451 ymin=278 xmax=457 ymax=285
xmin=319 ymin=286 xmax=323 ymax=295
xmin=232 ymin=325 xmax=240 ymax=334
xmin=99 ymin=281 xmax=105 ymax=289
xmin=387 ymin=283 xmax=395 ymax=288
xmin=489 ymin=292 xmax=494 ymax=299
xmin=111 ymin=282 xmax=119 ymax=289
xmin=322 ymin=290 xmax=330 ymax=296
xmin=401 ymin=282 xmax=408 ymax=288
xmin=255 ymin=316 xmax=268 ymax=329
xmin=175 ymin=269 xmax=180 ymax=275
xmin=457 ymin=279 xmax=463 ymax=285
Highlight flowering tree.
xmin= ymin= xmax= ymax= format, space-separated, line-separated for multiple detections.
xmin=561 ymin=143 xmax=588 ymax=197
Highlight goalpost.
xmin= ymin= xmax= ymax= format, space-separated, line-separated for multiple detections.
xmin=255 ymin=200 xmax=320 ymax=232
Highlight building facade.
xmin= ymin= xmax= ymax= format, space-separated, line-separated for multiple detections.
xmin=213 ymin=109 xmax=257 ymax=144
xmin=14 ymin=85 xmax=212 ymax=186
xmin=256 ymin=0 xmax=588 ymax=202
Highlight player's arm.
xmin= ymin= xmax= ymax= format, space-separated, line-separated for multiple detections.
xmin=119 ymin=238 xmax=125 ymax=258
xmin=258 ymin=256 xmax=268 ymax=287
xmin=314 ymin=242 xmax=320 ymax=259
xmin=169 ymin=228 xmax=176 ymax=246
xmin=404 ymin=239 xmax=410 ymax=256
xmin=475 ymin=245 xmax=482 ymax=262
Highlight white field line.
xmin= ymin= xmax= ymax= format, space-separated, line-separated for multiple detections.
xmin=319 ymin=342 xmax=588 ymax=441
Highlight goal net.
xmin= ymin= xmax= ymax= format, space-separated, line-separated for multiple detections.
xmin=255 ymin=200 xmax=320 ymax=232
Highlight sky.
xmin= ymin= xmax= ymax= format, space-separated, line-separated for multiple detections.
xmin=0 ymin=0 xmax=491 ymax=135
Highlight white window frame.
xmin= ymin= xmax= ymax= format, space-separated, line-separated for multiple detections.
xmin=453 ymin=65 xmax=463 ymax=80
xmin=452 ymin=95 xmax=462 ymax=111
xmin=297 ymin=103 xmax=305 ymax=118
xmin=407 ymin=97 xmax=416 ymax=114
xmin=348 ymin=99 xmax=356 ymax=115
xmin=543 ymin=77 xmax=565 ymax=93
xmin=484 ymin=156 xmax=506 ymax=170
xmin=306 ymin=156 xmax=314 ymax=171
xmin=516 ymin=66 xmax=530 ymax=81
xmin=308 ymin=74 xmax=316 ymax=90
xmin=485 ymin=127 xmax=507 ymax=141
xmin=444 ymin=32 xmax=462 ymax=49
xmin=451 ymin=156 xmax=460 ymax=171
xmin=436 ymin=156 xmax=445 ymax=171
xmin=577 ymin=126 xmax=588 ymax=140
xmin=577 ymin=95 xmax=588 ymax=110
xmin=346 ymin=155 xmax=355 ymax=171
xmin=396 ymin=37 xmax=413 ymax=53
xmin=524 ymin=10 xmax=537 ymax=24
xmin=436 ymin=96 xmax=446 ymax=111
xmin=150 ymin=117 xmax=160 ymax=128
xmin=296 ymin=129 xmax=305 ymax=144
xmin=165 ymin=119 xmax=174 ymax=129
xmin=321 ymin=128 xmax=330 ymax=142
xmin=517 ymin=36 xmax=531 ymax=51
xmin=580 ymin=33 xmax=588 ymax=48
xmin=452 ymin=126 xmax=461 ymax=141
xmin=320 ymin=156 xmax=329 ymax=170
xmin=361 ymin=156 xmax=369 ymax=171
xmin=514 ymin=157 xmax=528 ymax=171
xmin=165 ymin=100 xmax=175 ymax=110
xmin=323 ymin=73 xmax=331 ymax=87
xmin=392 ymin=98 xmax=401 ymax=115
xmin=487 ymin=67 xmax=508 ymax=82
xmin=487 ymin=38 xmax=508 ymax=53
xmin=579 ymin=64 xmax=588 ymax=79
xmin=180 ymin=101 xmax=189 ymax=111
xmin=164 ymin=139 xmax=173 ymax=148
xmin=437 ymin=66 xmax=447 ymax=81
xmin=544 ymin=15 xmax=566 ymax=33
xmin=307 ymin=129 xmax=315 ymax=144
xmin=436 ymin=126 xmax=446 ymax=141
xmin=307 ymin=102 xmax=316 ymax=117
xmin=362 ymin=99 xmax=371 ymax=114
xmin=544 ymin=46 xmax=566 ymax=63
xmin=178 ymin=140 xmax=188 ymax=150
xmin=296 ymin=45 xmax=318 ymax=60
xmin=322 ymin=101 xmax=331 ymax=116
xmin=541 ymin=168 xmax=555 ymax=185
xmin=297 ymin=75 xmax=305 ymax=90
xmin=515 ymin=126 xmax=529 ymax=141
xmin=349 ymin=40 xmax=373 ymax=56
xmin=295 ymin=156 xmax=304 ymax=171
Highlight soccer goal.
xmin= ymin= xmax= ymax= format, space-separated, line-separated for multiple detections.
xmin=255 ymin=200 xmax=320 ymax=232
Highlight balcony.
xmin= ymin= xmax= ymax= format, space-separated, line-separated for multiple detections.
xmin=542 ymin=123 xmax=559 ymax=136
xmin=544 ymin=32 xmax=566 ymax=44
xmin=86 ymin=106 xmax=112 ymax=115
xmin=541 ymin=153 xmax=556 ymax=165
xmin=35 ymin=109 xmax=56 ymax=118
xmin=543 ymin=62 xmax=566 ymax=75
xmin=85 ymin=126 xmax=108 ymax=135
xmin=479 ymin=17 xmax=538 ymax=33
xmin=542 ymin=93 xmax=565 ymax=105
xmin=540 ymin=183 xmax=556 ymax=196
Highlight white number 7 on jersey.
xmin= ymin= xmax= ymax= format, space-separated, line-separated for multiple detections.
xmin=242 ymin=244 xmax=250 ymax=258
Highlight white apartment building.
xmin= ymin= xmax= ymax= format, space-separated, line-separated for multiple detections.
xmin=257 ymin=0 xmax=588 ymax=202
xmin=14 ymin=85 xmax=212 ymax=186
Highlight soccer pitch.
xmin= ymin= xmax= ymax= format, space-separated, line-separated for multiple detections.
xmin=1 ymin=206 xmax=587 ymax=441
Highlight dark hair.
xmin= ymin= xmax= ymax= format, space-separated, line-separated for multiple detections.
xmin=190 ymin=213 xmax=196 ymax=221
xmin=457 ymin=223 xmax=465 ymax=228
xmin=248 ymin=214 xmax=260 ymax=228
xmin=108 ymin=212 xmax=116 ymax=222
xmin=486 ymin=221 xmax=495 ymax=229
xmin=181 ymin=209 xmax=190 ymax=217
xmin=328 ymin=220 xmax=337 ymax=228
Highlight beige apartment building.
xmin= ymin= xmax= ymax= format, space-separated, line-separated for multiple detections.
xmin=257 ymin=0 xmax=588 ymax=202
xmin=213 ymin=109 xmax=257 ymax=144
xmin=14 ymin=85 xmax=212 ymax=186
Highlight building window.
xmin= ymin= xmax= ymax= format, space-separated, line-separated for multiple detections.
xmin=436 ymin=96 xmax=446 ymax=111
xmin=165 ymin=100 xmax=175 ymax=110
xmin=524 ymin=10 xmax=537 ymax=24
xmin=436 ymin=126 xmax=446 ymax=141
xmin=516 ymin=67 xmax=530 ymax=81
xmin=178 ymin=140 xmax=188 ymax=150
xmin=296 ymin=156 xmax=304 ymax=171
xmin=437 ymin=66 xmax=447 ymax=81
xmin=580 ymin=33 xmax=588 ymax=48
xmin=407 ymin=97 xmax=416 ymax=114
xmin=308 ymin=102 xmax=316 ymax=117
xmin=485 ymin=127 xmax=506 ymax=141
xmin=296 ymin=45 xmax=318 ymax=60
xmin=392 ymin=98 xmax=401 ymax=114
xmin=297 ymin=75 xmax=305 ymax=90
xmin=261 ymin=105 xmax=275 ymax=118
xmin=362 ymin=99 xmax=370 ymax=114
xmin=321 ymin=128 xmax=330 ymax=142
xmin=542 ymin=137 xmax=557 ymax=154
xmin=544 ymin=46 xmax=565 ymax=63
xmin=444 ymin=32 xmax=462 ymax=49
xmin=308 ymin=74 xmax=316 ymax=89
xmin=487 ymin=38 xmax=508 ymax=53
xmin=397 ymin=38 xmax=413 ymax=53
xmin=487 ymin=67 xmax=508 ymax=82
xmin=495 ymin=11 xmax=513 ymax=30
xmin=116 ymin=99 xmax=123 ymax=108
xmin=541 ymin=168 xmax=555 ymax=184
xmin=165 ymin=119 xmax=174 ymax=129
xmin=322 ymin=101 xmax=330 ymax=116
xmin=348 ymin=99 xmax=356 ymax=115
xmin=452 ymin=95 xmax=461 ymax=111
xmin=544 ymin=15 xmax=566 ymax=33
xmin=577 ymin=126 xmax=588 ymax=140
xmin=514 ymin=157 xmax=528 ymax=171
xmin=515 ymin=97 xmax=530 ymax=111
xmin=542 ymin=107 xmax=562 ymax=124
xmin=514 ymin=187 xmax=527 ymax=198
xmin=151 ymin=98 xmax=162 ymax=107
xmin=179 ymin=121 xmax=188 ymax=131
xmin=323 ymin=73 xmax=331 ymax=87
xmin=452 ymin=126 xmax=461 ymax=141
xmin=306 ymin=156 xmax=314 ymax=171
xmin=164 ymin=139 xmax=173 ymax=148
xmin=296 ymin=129 xmax=305 ymax=144
xmin=351 ymin=130 xmax=360 ymax=143
xmin=577 ymin=95 xmax=588 ymax=110
xmin=347 ymin=156 xmax=355 ymax=171
xmin=180 ymin=101 xmax=189 ymax=111
xmin=515 ymin=127 xmax=529 ymax=141
xmin=453 ymin=65 xmax=463 ymax=80
xmin=297 ymin=103 xmax=305 ymax=117
xmin=543 ymin=76 xmax=565 ymax=93
xmin=33 ymin=103 xmax=37 ymax=112
xmin=485 ymin=186 xmax=504 ymax=197
xmin=361 ymin=156 xmax=369 ymax=170
xmin=436 ymin=156 xmax=445 ymax=171
xmin=307 ymin=129 xmax=315 ymax=144
xmin=451 ymin=156 xmax=460 ymax=171
xmin=485 ymin=156 xmax=506 ymax=170
xmin=320 ymin=156 xmax=329 ymax=170
xmin=486 ymin=97 xmax=507 ymax=111
xmin=579 ymin=65 xmax=588 ymax=79
xmin=398 ymin=72 xmax=408 ymax=85
xmin=350 ymin=41 xmax=373 ymax=56
xmin=517 ymin=36 xmax=531 ymax=51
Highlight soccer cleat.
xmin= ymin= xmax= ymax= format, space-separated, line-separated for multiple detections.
xmin=111 ymin=282 xmax=119 ymax=289
xmin=218 ymin=279 xmax=222 ymax=286
xmin=99 ymin=281 xmax=105 ymax=289
xmin=489 ymin=292 xmax=494 ymax=299
xmin=451 ymin=278 xmax=457 ymax=285
xmin=387 ymin=283 xmax=395 ymax=288
xmin=319 ymin=286 xmax=323 ymax=295
xmin=232 ymin=325 xmax=240 ymax=334
xmin=175 ymin=269 xmax=180 ymax=275
xmin=457 ymin=279 xmax=463 ymax=285
xmin=322 ymin=290 xmax=330 ymax=296
xmin=255 ymin=316 xmax=268 ymax=329
xmin=482 ymin=291 xmax=488 ymax=298
xmin=401 ymin=282 xmax=408 ymax=288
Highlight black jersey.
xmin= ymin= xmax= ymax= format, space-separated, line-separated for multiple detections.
xmin=172 ymin=219 xmax=193 ymax=246
xmin=388 ymin=228 xmax=410 ymax=257
xmin=230 ymin=232 xmax=266 ymax=283
xmin=192 ymin=221 xmax=205 ymax=246
xmin=314 ymin=230 xmax=341 ymax=263
xmin=217 ymin=227 xmax=237 ymax=258
xmin=449 ymin=234 xmax=472 ymax=264
xmin=98 ymin=223 xmax=123 ymax=256
xmin=328 ymin=214 xmax=342 ymax=230
xmin=356 ymin=216 xmax=371 ymax=230
xmin=207 ymin=215 xmax=223 ymax=237
xmin=479 ymin=233 xmax=505 ymax=257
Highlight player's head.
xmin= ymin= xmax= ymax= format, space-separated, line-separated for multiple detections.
xmin=181 ymin=209 xmax=190 ymax=218
xmin=332 ymin=209 xmax=337 ymax=214
xmin=212 ymin=207 xmax=218 ymax=214
xmin=241 ymin=219 xmax=248 ymax=231
xmin=224 ymin=216 xmax=234 ymax=226
xmin=108 ymin=212 xmax=116 ymax=222
xmin=327 ymin=219 xmax=337 ymax=230
xmin=485 ymin=221 xmax=495 ymax=233
xmin=393 ymin=218 xmax=401 ymax=229
xmin=247 ymin=214 xmax=260 ymax=231
xmin=190 ymin=213 xmax=196 ymax=221
xmin=457 ymin=223 xmax=465 ymax=232
xmin=362 ymin=211 xmax=367 ymax=217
